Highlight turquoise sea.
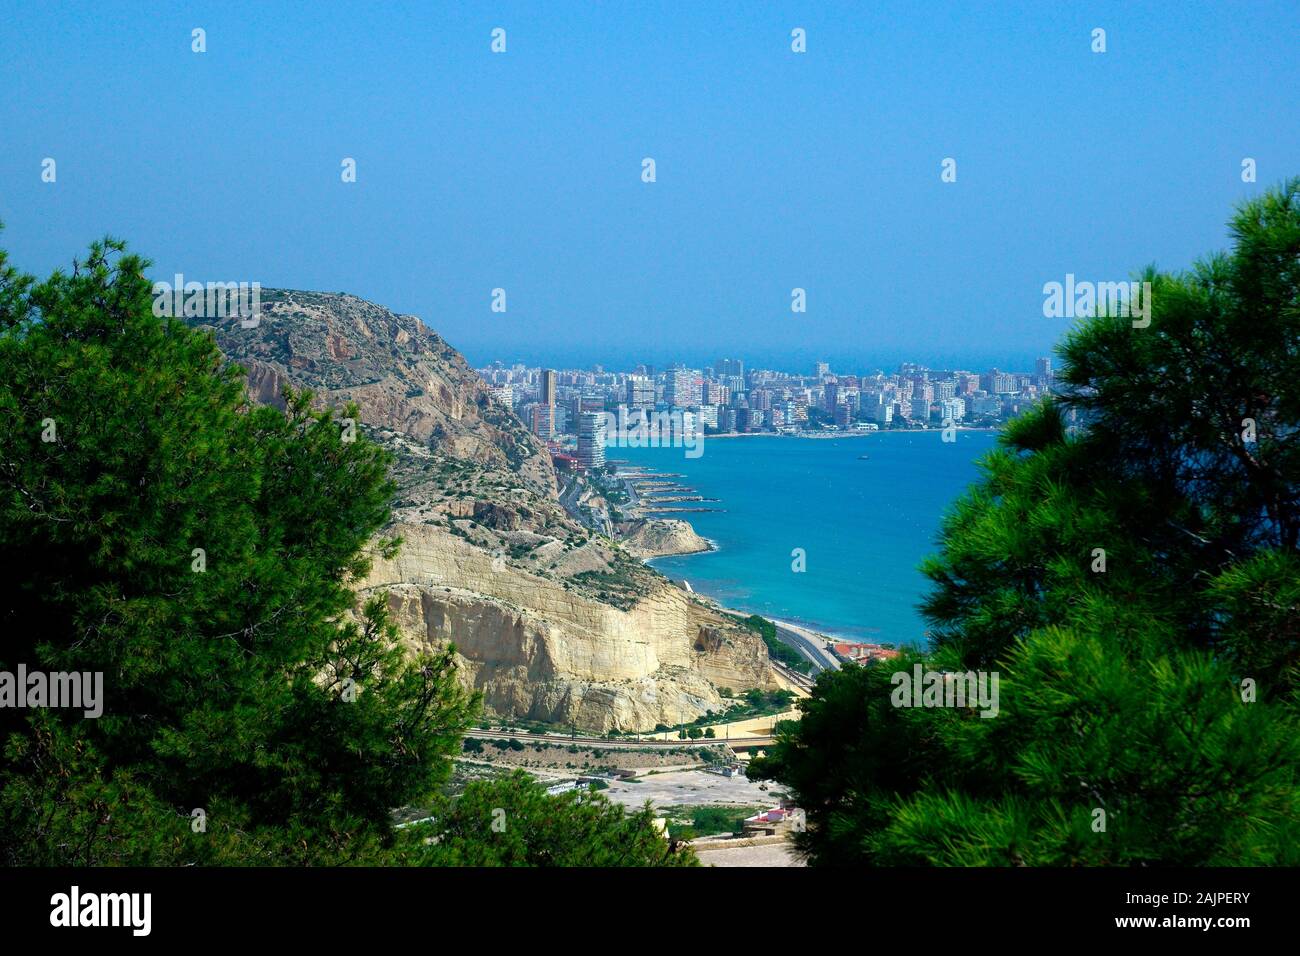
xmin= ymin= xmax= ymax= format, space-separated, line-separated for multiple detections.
xmin=614 ymin=430 xmax=1000 ymax=647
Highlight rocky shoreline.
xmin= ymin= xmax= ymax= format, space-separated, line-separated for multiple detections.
xmin=617 ymin=517 xmax=714 ymax=559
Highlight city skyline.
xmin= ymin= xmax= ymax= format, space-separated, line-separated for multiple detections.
xmin=478 ymin=352 xmax=1055 ymax=445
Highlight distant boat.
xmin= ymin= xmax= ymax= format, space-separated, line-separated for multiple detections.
xmin=857 ymin=454 xmax=870 ymax=460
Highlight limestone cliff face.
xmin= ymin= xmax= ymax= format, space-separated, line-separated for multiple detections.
xmin=363 ymin=524 xmax=773 ymax=732
xmin=192 ymin=289 xmax=775 ymax=732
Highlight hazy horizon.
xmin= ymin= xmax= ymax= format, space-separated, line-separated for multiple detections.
xmin=3 ymin=1 xmax=1297 ymax=369
xmin=460 ymin=343 xmax=1051 ymax=375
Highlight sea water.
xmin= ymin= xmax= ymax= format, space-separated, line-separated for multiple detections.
xmin=615 ymin=429 xmax=999 ymax=647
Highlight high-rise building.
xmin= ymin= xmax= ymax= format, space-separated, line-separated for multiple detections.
xmin=541 ymin=369 xmax=558 ymax=407
xmin=530 ymin=403 xmax=555 ymax=439
xmin=982 ymin=369 xmax=1018 ymax=394
xmin=626 ymin=376 xmax=655 ymax=409
xmin=577 ymin=412 xmax=606 ymax=470
xmin=863 ymin=393 xmax=894 ymax=425
xmin=714 ymin=358 xmax=745 ymax=379
xmin=666 ymin=369 xmax=699 ymax=408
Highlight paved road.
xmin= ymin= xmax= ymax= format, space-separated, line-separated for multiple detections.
xmin=559 ymin=475 xmax=612 ymax=535
xmin=465 ymin=726 xmax=776 ymax=750
xmin=465 ymin=727 xmax=728 ymax=750
xmin=619 ymin=473 xmax=641 ymax=511
xmin=772 ymin=621 xmax=841 ymax=673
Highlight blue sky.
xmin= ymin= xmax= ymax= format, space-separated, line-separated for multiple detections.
xmin=2 ymin=1 xmax=1297 ymax=373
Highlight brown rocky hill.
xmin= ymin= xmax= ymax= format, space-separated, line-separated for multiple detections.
xmin=198 ymin=289 xmax=554 ymax=498
xmin=189 ymin=289 xmax=775 ymax=732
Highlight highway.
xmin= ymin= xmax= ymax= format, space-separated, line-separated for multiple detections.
xmin=466 ymin=727 xmax=725 ymax=750
xmin=464 ymin=727 xmax=777 ymax=750
xmin=771 ymin=620 xmax=841 ymax=673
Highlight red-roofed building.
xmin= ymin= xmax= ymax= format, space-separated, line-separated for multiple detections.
xmin=742 ymin=805 xmax=805 ymax=835
xmin=833 ymin=641 xmax=902 ymax=663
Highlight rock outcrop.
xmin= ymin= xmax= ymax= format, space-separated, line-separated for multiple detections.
xmin=618 ymin=518 xmax=713 ymax=559
xmin=191 ymin=290 xmax=775 ymax=731
xmin=364 ymin=525 xmax=768 ymax=731
xmin=201 ymin=289 xmax=556 ymax=500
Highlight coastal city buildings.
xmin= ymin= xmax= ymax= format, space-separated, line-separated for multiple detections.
xmin=530 ymin=402 xmax=555 ymax=439
xmin=626 ymin=375 xmax=655 ymax=409
xmin=577 ymin=412 xmax=607 ymax=470
xmin=476 ymin=357 xmax=1061 ymax=469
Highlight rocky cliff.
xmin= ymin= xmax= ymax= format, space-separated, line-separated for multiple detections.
xmin=365 ymin=525 xmax=769 ymax=729
xmin=190 ymin=290 xmax=774 ymax=731
xmin=618 ymin=518 xmax=713 ymax=559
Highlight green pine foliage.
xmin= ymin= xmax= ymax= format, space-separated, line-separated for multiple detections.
xmin=0 ymin=236 xmax=679 ymax=866
xmin=750 ymin=180 xmax=1300 ymax=866
xmin=404 ymin=771 xmax=696 ymax=866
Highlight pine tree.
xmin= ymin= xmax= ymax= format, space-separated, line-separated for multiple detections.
xmin=0 ymin=235 xmax=681 ymax=867
xmin=751 ymin=180 xmax=1300 ymax=865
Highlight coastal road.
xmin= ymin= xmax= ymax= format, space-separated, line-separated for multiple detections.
xmin=465 ymin=727 xmax=737 ymax=750
xmin=465 ymin=727 xmax=780 ymax=750
xmin=771 ymin=620 xmax=841 ymax=673
xmin=620 ymin=473 xmax=640 ymax=510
